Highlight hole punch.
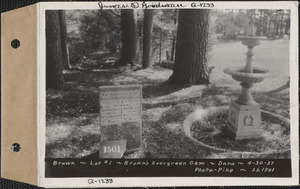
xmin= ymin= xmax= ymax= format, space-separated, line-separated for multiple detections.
xmin=11 ymin=39 xmax=20 ymax=49
xmin=11 ymin=143 xmax=21 ymax=152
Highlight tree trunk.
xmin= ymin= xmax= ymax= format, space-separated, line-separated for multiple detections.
xmin=259 ymin=10 xmax=263 ymax=36
xmin=171 ymin=10 xmax=178 ymax=61
xmin=168 ymin=9 xmax=210 ymax=85
xmin=166 ymin=51 xmax=170 ymax=61
xmin=268 ymin=19 xmax=271 ymax=35
xmin=275 ymin=22 xmax=279 ymax=35
xmin=142 ymin=9 xmax=154 ymax=69
xmin=159 ymin=31 xmax=162 ymax=63
xmin=279 ymin=12 xmax=284 ymax=36
xmin=263 ymin=13 xmax=268 ymax=36
xmin=137 ymin=22 xmax=143 ymax=65
xmin=118 ymin=9 xmax=139 ymax=66
xmin=46 ymin=10 xmax=64 ymax=89
xmin=256 ymin=10 xmax=262 ymax=36
xmin=284 ymin=10 xmax=290 ymax=35
xmin=170 ymin=36 xmax=176 ymax=61
xmin=285 ymin=18 xmax=290 ymax=35
xmin=110 ymin=30 xmax=117 ymax=54
xmin=58 ymin=10 xmax=71 ymax=69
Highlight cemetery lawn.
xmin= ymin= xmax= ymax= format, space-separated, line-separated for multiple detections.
xmin=46 ymin=39 xmax=290 ymax=159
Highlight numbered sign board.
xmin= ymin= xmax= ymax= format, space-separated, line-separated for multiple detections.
xmin=99 ymin=85 xmax=142 ymax=158
xmin=99 ymin=140 xmax=127 ymax=158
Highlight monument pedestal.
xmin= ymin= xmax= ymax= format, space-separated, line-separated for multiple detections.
xmin=223 ymin=17 xmax=269 ymax=141
xmin=226 ymin=101 xmax=262 ymax=140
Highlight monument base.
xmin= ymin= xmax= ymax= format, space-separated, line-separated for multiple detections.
xmin=226 ymin=101 xmax=262 ymax=140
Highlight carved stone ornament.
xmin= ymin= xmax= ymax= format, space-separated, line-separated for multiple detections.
xmin=244 ymin=115 xmax=254 ymax=126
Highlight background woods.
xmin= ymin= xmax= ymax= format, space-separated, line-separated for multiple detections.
xmin=214 ymin=9 xmax=290 ymax=41
xmin=46 ymin=9 xmax=291 ymax=88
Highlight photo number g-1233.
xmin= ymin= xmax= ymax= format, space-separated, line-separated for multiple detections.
xmin=88 ymin=179 xmax=113 ymax=184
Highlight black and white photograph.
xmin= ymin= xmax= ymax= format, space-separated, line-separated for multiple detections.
xmin=42 ymin=1 xmax=298 ymax=186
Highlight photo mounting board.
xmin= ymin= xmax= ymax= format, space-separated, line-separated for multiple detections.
xmin=1 ymin=1 xmax=299 ymax=188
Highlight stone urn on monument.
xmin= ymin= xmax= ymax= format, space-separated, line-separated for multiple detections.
xmin=224 ymin=11 xmax=269 ymax=140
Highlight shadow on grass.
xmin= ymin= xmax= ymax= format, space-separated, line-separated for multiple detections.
xmin=144 ymin=120 xmax=213 ymax=158
xmin=46 ymin=66 xmax=290 ymax=158
xmin=142 ymin=82 xmax=186 ymax=99
xmin=46 ymin=132 xmax=100 ymax=158
xmin=47 ymin=68 xmax=187 ymax=117
xmin=47 ymin=83 xmax=186 ymax=117
xmin=199 ymin=85 xmax=289 ymax=118
xmin=47 ymin=88 xmax=99 ymax=116
xmin=64 ymin=68 xmax=117 ymax=90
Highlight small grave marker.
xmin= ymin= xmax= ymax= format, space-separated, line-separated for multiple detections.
xmin=99 ymin=85 xmax=142 ymax=158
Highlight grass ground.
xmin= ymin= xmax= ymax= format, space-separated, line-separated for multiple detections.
xmin=46 ymin=39 xmax=290 ymax=158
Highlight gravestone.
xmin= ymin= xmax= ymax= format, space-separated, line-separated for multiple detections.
xmin=99 ymin=85 xmax=142 ymax=158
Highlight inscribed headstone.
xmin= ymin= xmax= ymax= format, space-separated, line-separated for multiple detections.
xmin=99 ymin=85 xmax=142 ymax=158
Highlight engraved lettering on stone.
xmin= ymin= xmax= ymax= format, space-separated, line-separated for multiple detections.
xmin=99 ymin=86 xmax=141 ymax=125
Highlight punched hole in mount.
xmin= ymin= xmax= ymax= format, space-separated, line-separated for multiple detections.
xmin=11 ymin=143 xmax=21 ymax=152
xmin=11 ymin=39 xmax=20 ymax=49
